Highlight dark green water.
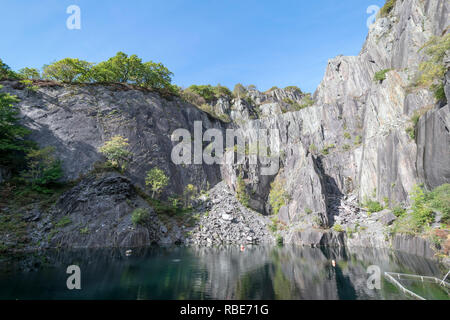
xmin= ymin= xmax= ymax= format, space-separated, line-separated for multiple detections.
xmin=0 ymin=245 xmax=448 ymax=300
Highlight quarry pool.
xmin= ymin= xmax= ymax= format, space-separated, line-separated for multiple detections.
xmin=0 ymin=245 xmax=448 ymax=300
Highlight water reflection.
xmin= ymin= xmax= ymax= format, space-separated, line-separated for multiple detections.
xmin=0 ymin=245 xmax=447 ymax=300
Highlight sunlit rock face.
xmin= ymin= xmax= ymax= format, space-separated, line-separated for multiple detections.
xmin=221 ymin=0 xmax=449 ymax=231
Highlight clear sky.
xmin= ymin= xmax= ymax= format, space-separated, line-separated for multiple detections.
xmin=0 ymin=0 xmax=385 ymax=93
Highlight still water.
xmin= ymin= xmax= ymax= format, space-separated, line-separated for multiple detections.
xmin=0 ymin=245 xmax=448 ymax=300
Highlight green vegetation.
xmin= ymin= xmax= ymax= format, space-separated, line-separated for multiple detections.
xmin=269 ymin=217 xmax=278 ymax=233
xmin=309 ymin=144 xmax=317 ymax=154
xmin=18 ymin=67 xmax=41 ymax=80
xmin=0 ymin=86 xmax=32 ymax=168
xmin=43 ymin=58 xmax=92 ymax=83
xmin=321 ymin=144 xmax=335 ymax=155
xmin=233 ymin=83 xmax=247 ymax=98
xmin=373 ymin=69 xmax=391 ymax=82
xmin=293 ymin=93 xmax=314 ymax=111
xmin=305 ymin=208 xmax=312 ymax=215
xmin=196 ymin=103 xmax=231 ymax=123
xmin=0 ymin=59 xmax=19 ymax=80
xmin=282 ymin=98 xmax=294 ymax=105
xmin=55 ymin=216 xmax=72 ymax=228
xmin=333 ymin=224 xmax=344 ymax=232
xmin=0 ymin=180 xmax=73 ymax=250
xmin=98 ymin=135 xmax=132 ymax=171
xmin=39 ymin=52 xmax=176 ymax=94
xmin=405 ymin=108 xmax=431 ymax=140
xmin=1 ymin=84 xmax=63 ymax=193
xmin=343 ymin=132 xmax=351 ymax=139
xmin=265 ymin=86 xmax=279 ymax=93
xmin=184 ymin=84 xmax=232 ymax=103
xmin=392 ymin=206 xmax=406 ymax=217
xmin=426 ymin=184 xmax=449 ymax=224
xmin=354 ymin=135 xmax=362 ymax=146
xmin=269 ymin=178 xmax=289 ymax=215
xmin=342 ymin=144 xmax=351 ymax=151
xmin=20 ymin=146 xmax=63 ymax=192
xmin=405 ymin=126 xmax=415 ymax=140
xmin=182 ymin=184 xmax=197 ymax=208
xmin=180 ymin=87 xmax=231 ymax=122
xmin=131 ymin=208 xmax=150 ymax=226
xmin=236 ymin=176 xmax=250 ymax=208
xmin=363 ymin=199 xmax=384 ymax=213
xmin=284 ymin=86 xmax=302 ymax=94
xmin=145 ymin=167 xmax=169 ymax=198
xmin=414 ymin=33 xmax=450 ymax=102
xmin=20 ymin=79 xmax=39 ymax=92
xmin=378 ymin=0 xmax=397 ymax=18
xmin=276 ymin=234 xmax=284 ymax=245
xmin=392 ymin=184 xmax=449 ymax=235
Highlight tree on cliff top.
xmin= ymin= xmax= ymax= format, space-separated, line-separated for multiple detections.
xmin=0 ymin=59 xmax=19 ymax=80
xmin=43 ymin=58 xmax=93 ymax=83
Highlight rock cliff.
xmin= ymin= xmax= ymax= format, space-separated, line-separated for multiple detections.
xmin=0 ymin=0 xmax=448 ymax=262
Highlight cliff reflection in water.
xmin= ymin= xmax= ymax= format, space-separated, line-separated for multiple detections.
xmin=0 ymin=245 xmax=446 ymax=300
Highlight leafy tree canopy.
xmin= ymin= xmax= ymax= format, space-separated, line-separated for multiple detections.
xmin=98 ymin=135 xmax=132 ymax=170
xmin=145 ymin=167 xmax=169 ymax=198
xmin=0 ymin=59 xmax=19 ymax=80
xmin=18 ymin=67 xmax=41 ymax=80
xmin=39 ymin=52 xmax=175 ymax=93
xmin=43 ymin=58 xmax=93 ymax=83
xmin=0 ymin=86 xmax=31 ymax=166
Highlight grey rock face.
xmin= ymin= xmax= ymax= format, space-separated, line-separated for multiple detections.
xmin=379 ymin=210 xmax=397 ymax=226
xmin=416 ymin=105 xmax=450 ymax=189
xmin=0 ymin=0 xmax=448 ymax=257
xmin=0 ymin=82 xmax=224 ymax=197
xmin=291 ymin=229 xmax=345 ymax=247
xmin=221 ymin=0 xmax=449 ymax=227
xmin=41 ymin=172 xmax=166 ymax=248
xmin=392 ymin=234 xmax=435 ymax=259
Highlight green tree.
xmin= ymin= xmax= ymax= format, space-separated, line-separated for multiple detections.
xmin=182 ymin=184 xmax=197 ymax=207
xmin=18 ymin=67 xmax=41 ymax=80
xmin=0 ymin=86 xmax=31 ymax=166
xmin=140 ymin=61 xmax=173 ymax=89
xmin=415 ymin=33 xmax=450 ymax=101
xmin=0 ymin=59 xmax=19 ymax=80
xmin=145 ymin=167 xmax=169 ymax=198
xmin=90 ymin=52 xmax=143 ymax=83
xmin=269 ymin=178 xmax=290 ymax=215
xmin=186 ymin=85 xmax=216 ymax=103
xmin=131 ymin=208 xmax=150 ymax=226
xmin=43 ymin=58 xmax=92 ymax=82
xmin=410 ymin=184 xmax=434 ymax=230
xmin=89 ymin=52 xmax=174 ymax=92
xmin=233 ymin=83 xmax=247 ymax=99
xmin=213 ymin=84 xmax=232 ymax=99
xmin=98 ymin=135 xmax=132 ymax=170
xmin=21 ymin=146 xmax=63 ymax=190
xmin=236 ymin=176 xmax=250 ymax=207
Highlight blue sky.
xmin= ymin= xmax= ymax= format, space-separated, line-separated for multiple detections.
xmin=0 ymin=0 xmax=385 ymax=93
